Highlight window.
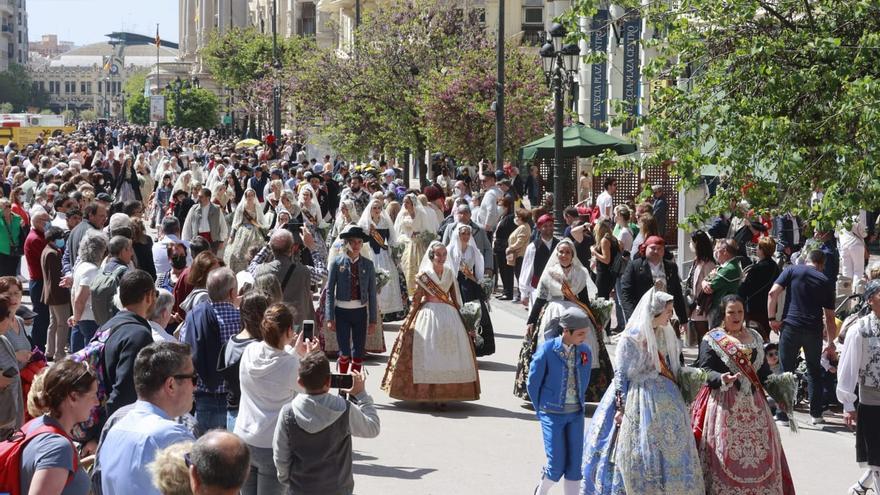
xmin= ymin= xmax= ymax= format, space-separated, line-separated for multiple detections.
xmin=97 ymin=81 xmax=101 ymax=93
xmin=523 ymin=7 xmax=543 ymax=25
xmin=80 ymin=82 xmax=86 ymax=93
xmin=48 ymin=81 xmax=54 ymax=93
xmin=55 ymin=81 xmax=61 ymax=94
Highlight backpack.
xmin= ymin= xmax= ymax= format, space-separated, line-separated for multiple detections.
xmin=89 ymin=265 xmax=127 ymax=326
xmin=0 ymin=418 xmax=79 ymax=495
xmin=67 ymin=321 xmax=124 ymax=442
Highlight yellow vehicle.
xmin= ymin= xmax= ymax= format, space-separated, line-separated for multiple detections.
xmin=0 ymin=114 xmax=75 ymax=147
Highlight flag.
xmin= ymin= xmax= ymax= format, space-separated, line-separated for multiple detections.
xmin=103 ymin=57 xmax=111 ymax=72
xmin=155 ymin=26 xmax=161 ymax=48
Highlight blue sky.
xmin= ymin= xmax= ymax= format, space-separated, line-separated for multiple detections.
xmin=28 ymin=0 xmax=179 ymax=46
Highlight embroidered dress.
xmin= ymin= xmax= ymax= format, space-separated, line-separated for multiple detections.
xmin=690 ymin=327 xmax=796 ymax=495
xmin=395 ymin=194 xmax=438 ymax=298
xmin=382 ymin=266 xmax=480 ymax=402
xmin=447 ymin=224 xmax=495 ymax=357
xmin=582 ymin=322 xmax=704 ymax=494
xmin=358 ymin=199 xmax=407 ymax=320
xmin=224 ymin=189 xmax=267 ymax=274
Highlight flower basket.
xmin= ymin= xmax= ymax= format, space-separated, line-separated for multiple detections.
xmin=588 ymin=297 xmax=614 ymax=330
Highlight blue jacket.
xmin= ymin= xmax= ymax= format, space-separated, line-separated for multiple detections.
xmin=325 ymin=255 xmax=378 ymax=324
xmin=527 ymin=337 xmax=592 ymax=414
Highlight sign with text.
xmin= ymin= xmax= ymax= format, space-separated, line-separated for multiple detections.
xmin=590 ymin=10 xmax=609 ymax=130
xmin=150 ymin=95 xmax=166 ymax=123
xmin=621 ymin=16 xmax=642 ymax=134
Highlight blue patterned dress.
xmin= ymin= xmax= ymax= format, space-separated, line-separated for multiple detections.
xmin=582 ymin=327 xmax=704 ymax=495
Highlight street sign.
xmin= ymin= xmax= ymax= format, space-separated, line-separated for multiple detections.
xmin=150 ymin=95 xmax=166 ymax=122
xmin=222 ymin=114 xmax=232 ymax=125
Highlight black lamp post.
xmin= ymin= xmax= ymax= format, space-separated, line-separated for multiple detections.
xmin=166 ymin=76 xmax=189 ymax=126
xmin=540 ymin=23 xmax=580 ymax=236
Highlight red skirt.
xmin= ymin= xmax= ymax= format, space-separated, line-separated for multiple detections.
xmin=691 ymin=385 xmax=796 ymax=495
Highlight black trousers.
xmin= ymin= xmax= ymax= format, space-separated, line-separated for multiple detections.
xmin=496 ymin=252 xmax=514 ymax=297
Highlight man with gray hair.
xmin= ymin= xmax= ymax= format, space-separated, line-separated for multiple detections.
xmin=251 ymin=229 xmax=317 ymax=322
xmin=147 ymin=289 xmax=176 ymax=342
xmin=441 ymin=203 xmax=494 ymax=273
xmin=69 ymin=232 xmax=109 ymax=351
xmin=180 ymin=267 xmax=241 ymax=435
xmin=189 ymin=430 xmax=251 ymax=495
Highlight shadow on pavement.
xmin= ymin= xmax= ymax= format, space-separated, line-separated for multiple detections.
xmin=476 ymin=360 xmax=517 ymax=372
xmin=352 ymin=463 xmax=437 ymax=479
xmin=377 ymin=401 xmax=538 ymax=421
xmin=493 ymin=332 xmax=525 ymax=340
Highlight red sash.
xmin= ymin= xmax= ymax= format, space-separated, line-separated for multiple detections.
xmin=708 ymin=330 xmax=765 ymax=395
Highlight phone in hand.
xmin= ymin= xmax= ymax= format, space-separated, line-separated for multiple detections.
xmin=301 ymin=320 xmax=315 ymax=341
xmin=2 ymin=366 xmax=18 ymax=378
xmin=330 ymin=373 xmax=354 ymax=389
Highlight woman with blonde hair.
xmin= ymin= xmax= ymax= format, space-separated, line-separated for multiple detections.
xmin=395 ymin=193 xmax=438 ymax=296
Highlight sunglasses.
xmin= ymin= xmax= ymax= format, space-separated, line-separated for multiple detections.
xmin=766 ymin=352 xmax=778 ymax=358
xmin=72 ymin=360 xmax=93 ymax=386
xmin=173 ymin=372 xmax=199 ymax=386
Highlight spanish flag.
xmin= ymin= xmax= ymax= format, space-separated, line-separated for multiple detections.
xmin=155 ymin=26 xmax=160 ymax=48
xmin=103 ymin=57 xmax=111 ymax=72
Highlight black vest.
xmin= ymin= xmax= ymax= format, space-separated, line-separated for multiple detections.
xmin=531 ymin=237 xmax=560 ymax=288
xmin=368 ymin=227 xmax=389 ymax=254
xmin=282 ymin=402 xmax=353 ymax=495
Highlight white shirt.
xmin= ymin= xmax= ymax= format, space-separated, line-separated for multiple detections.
xmin=837 ymin=313 xmax=880 ymax=411
xmin=150 ymin=321 xmax=175 ymax=342
xmin=481 ymin=186 xmax=502 ymax=230
xmin=50 ymin=212 xmax=68 ymax=232
xmin=596 ymin=191 xmax=614 ymax=220
xmin=648 ymin=260 xmax=666 ymax=291
xmin=839 ymin=210 xmax=867 ymax=250
xmin=152 ymin=234 xmax=192 ymax=275
xmin=519 ymin=237 xmax=554 ymax=303
xmin=72 ymin=262 xmax=99 ymax=321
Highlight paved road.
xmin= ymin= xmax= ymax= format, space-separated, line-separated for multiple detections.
xmin=352 ymin=299 xmax=862 ymax=495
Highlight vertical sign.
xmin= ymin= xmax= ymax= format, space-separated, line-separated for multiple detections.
xmin=150 ymin=95 xmax=166 ymax=123
xmin=589 ymin=10 xmax=609 ymax=130
xmin=621 ymin=15 xmax=641 ymax=134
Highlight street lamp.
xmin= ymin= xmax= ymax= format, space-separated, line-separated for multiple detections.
xmin=103 ymin=76 xmax=111 ymax=119
xmin=539 ymin=23 xmax=580 ymax=236
xmin=165 ymin=76 xmax=189 ymax=126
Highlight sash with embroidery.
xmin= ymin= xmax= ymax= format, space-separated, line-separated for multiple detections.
xmin=560 ymin=280 xmax=599 ymax=329
xmin=418 ymin=273 xmax=460 ymax=310
xmin=459 ymin=262 xmax=478 ymax=284
xmin=369 ymin=227 xmax=388 ymax=250
xmin=657 ymin=352 xmax=677 ymax=383
xmin=708 ymin=330 xmax=765 ymax=395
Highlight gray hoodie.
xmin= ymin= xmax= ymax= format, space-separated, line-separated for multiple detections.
xmin=272 ymin=392 xmax=380 ymax=490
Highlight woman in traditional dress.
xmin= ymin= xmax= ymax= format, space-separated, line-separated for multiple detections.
xmin=114 ymin=156 xmax=141 ymax=203
xmin=382 ymin=241 xmax=480 ymax=403
xmin=359 ymin=197 xmax=407 ymax=321
xmin=224 ymin=188 xmax=268 ymax=274
xmin=395 ymin=193 xmax=435 ymax=297
xmin=298 ymin=184 xmax=328 ymax=260
xmin=447 ymin=223 xmax=495 ymax=357
xmin=327 ymin=199 xmax=357 ymax=263
xmin=691 ymin=294 xmax=795 ymax=495
xmin=582 ymin=289 xmax=704 ymax=494
xmin=514 ymin=239 xmax=613 ymax=402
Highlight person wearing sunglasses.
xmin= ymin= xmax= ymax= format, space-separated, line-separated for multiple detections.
xmin=97 ymin=341 xmax=196 ymax=495
xmin=17 ymin=358 xmax=99 ymax=495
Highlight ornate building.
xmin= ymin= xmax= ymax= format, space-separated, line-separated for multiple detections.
xmin=1 ymin=0 xmax=28 ymax=71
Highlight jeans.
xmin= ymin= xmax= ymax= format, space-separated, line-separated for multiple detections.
xmin=334 ymin=306 xmax=367 ymax=359
xmin=194 ymin=394 xmax=228 ymax=436
xmin=27 ymin=279 xmax=49 ymax=352
xmin=46 ymin=304 xmax=71 ymax=361
xmin=538 ymin=409 xmax=584 ymax=482
xmin=778 ymin=325 xmax=824 ymax=418
xmin=70 ymin=320 xmax=98 ymax=353
xmin=226 ymin=409 xmax=238 ymax=432
xmin=613 ymin=279 xmax=626 ymax=331
xmin=241 ymin=445 xmax=284 ymax=495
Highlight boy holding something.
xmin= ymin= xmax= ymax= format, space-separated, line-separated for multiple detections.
xmin=273 ymin=351 xmax=381 ymax=495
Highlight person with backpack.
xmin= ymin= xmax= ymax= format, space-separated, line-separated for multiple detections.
xmin=86 ymin=270 xmax=156 ymax=448
xmin=68 ymin=233 xmax=108 ymax=353
xmin=3 ymin=358 xmax=98 ymax=495
xmin=89 ymin=235 xmax=134 ymax=327
xmin=273 ymin=351 xmax=380 ymax=495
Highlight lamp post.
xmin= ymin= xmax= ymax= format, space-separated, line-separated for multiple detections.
xmin=539 ymin=23 xmax=580 ymax=236
xmin=271 ymin=0 xmax=281 ymax=141
xmin=103 ymin=76 xmax=110 ymax=119
xmin=165 ymin=76 xmax=189 ymax=127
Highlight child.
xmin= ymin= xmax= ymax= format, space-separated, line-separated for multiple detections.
xmin=527 ymin=307 xmax=593 ymax=495
xmin=764 ymin=343 xmax=782 ymax=415
xmin=273 ymin=351 xmax=381 ymax=495
xmin=153 ymin=173 xmax=173 ymax=228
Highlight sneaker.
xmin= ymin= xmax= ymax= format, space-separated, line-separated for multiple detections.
xmin=774 ymin=411 xmax=789 ymax=424
xmin=810 ymin=416 xmax=825 ymax=426
xmin=848 ymin=481 xmax=872 ymax=495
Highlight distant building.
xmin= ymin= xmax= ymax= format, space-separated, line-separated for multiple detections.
xmin=27 ymin=34 xmax=178 ymax=117
xmin=29 ymin=34 xmax=73 ymax=58
xmin=1 ymin=0 xmax=29 ymax=70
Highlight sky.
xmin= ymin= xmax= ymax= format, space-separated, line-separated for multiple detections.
xmin=27 ymin=0 xmax=179 ymax=47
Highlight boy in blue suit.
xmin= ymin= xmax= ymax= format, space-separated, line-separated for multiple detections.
xmin=527 ymin=307 xmax=593 ymax=495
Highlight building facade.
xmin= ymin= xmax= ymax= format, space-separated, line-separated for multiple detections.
xmin=1 ymin=0 xmax=28 ymax=71
xmin=28 ymin=40 xmax=178 ymax=117
xmin=29 ymin=34 xmax=73 ymax=58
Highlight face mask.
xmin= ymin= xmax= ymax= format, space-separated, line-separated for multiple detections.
xmin=54 ymin=239 xmax=65 ymax=249
xmin=171 ymin=255 xmax=187 ymax=270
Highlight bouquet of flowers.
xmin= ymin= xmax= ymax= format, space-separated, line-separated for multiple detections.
xmin=677 ymin=366 xmax=708 ymax=404
xmin=376 ymin=268 xmax=391 ymax=291
xmin=460 ymin=301 xmax=484 ymax=348
xmin=480 ymin=278 xmax=495 ymax=299
xmin=765 ymin=372 xmax=800 ymax=432
xmin=391 ymin=243 xmax=406 ymax=264
xmin=589 ymin=298 xmax=614 ymax=330
xmin=415 ymin=230 xmax=438 ymax=245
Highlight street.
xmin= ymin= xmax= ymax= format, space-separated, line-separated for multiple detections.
xmin=352 ymin=299 xmax=863 ymax=494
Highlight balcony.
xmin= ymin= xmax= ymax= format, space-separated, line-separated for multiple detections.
xmin=0 ymin=0 xmax=11 ymax=16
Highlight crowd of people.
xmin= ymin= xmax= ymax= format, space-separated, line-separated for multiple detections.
xmin=0 ymin=120 xmax=877 ymax=495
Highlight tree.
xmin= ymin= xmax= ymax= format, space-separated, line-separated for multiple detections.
xmin=0 ymin=63 xmax=46 ymax=111
xmin=291 ymin=0 xmax=485 ymax=179
xmin=0 ymin=102 xmax=13 ymax=113
xmin=122 ymin=69 xmax=151 ymax=125
xmin=165 ymin=87 xmax=219 ymax=129
xmin=420 ymin=41 xmax=551 ymax=163
xmin=564 ymin=0 xmax=880 ymax=229
xmin=81 ymin=109 xmax=97 ymax=122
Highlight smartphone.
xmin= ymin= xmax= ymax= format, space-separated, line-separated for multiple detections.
xmin=301 ymin=320 xmax=315 ymax=341
xmin=330 ymin=373 xmax=354 ymax=389
xmin=2 ymin=366 xmax=18 ymax=378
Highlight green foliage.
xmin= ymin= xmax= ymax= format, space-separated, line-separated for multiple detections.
xmin=202 ymin=27 xmax=315 ymax=90
xmin=81 ymin=109 xmax=97 ymax=122
xmin=126 ymin=93 xmax=151 ymax=125
xmin=564 ymin=0 xmax=880 ymax=229
xmin=0 ymin=102 xmax=14 ymax=113
xmin=123 ymin=70 xmax=149 ymax=99
xmin=420 ymin=42 xmax=551 ymax=163
xmin=165 ymin=87 xmax=219 ymax=129
xmin=39 ymin=109 xmax=54 ymax=115
xmin=0 ymin=64 xmax=47 ymax=111
xmin=61 ymin=110 xmax=74 ymax=123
